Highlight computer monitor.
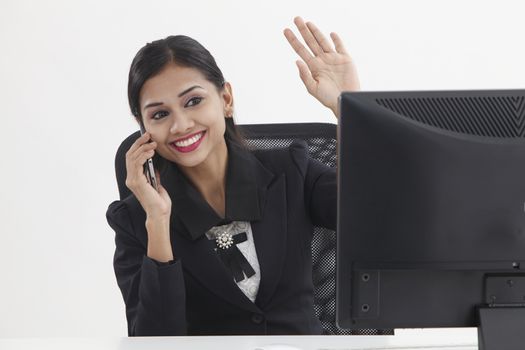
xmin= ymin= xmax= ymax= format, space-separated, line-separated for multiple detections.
xmin=336 ymin=90 xmax=525 ymax=349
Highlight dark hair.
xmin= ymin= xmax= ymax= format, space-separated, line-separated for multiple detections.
xmin=127 ymin=35 xmax=246 ymax=171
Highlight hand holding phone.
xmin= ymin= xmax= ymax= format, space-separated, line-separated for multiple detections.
xmin=125 ymin=125 xmax=171 ymax=221
xmin=139 ymin=122 xmax=159 ymax=192
xmin=128 ymin=124 xmax=172 ymax=256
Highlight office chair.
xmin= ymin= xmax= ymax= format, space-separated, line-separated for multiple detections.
xmin=113 ymin=122 xmax=393 ymax=335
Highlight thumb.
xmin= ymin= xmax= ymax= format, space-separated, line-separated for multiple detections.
xmin=296 ymin=60 xmax=316 ymax=95
xmin=154 ymin=169 xmax=162 ymax=186
xmin=154 ymin=171 xmax=171 ymax=204
xmin=154 ymin=169 xmax=169 ymax=203
xmin=157 ymin=183 xmax=172 ymax=206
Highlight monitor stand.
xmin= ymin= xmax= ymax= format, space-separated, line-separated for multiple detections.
xmin=477 ymin=274 xmax=525 ymax=350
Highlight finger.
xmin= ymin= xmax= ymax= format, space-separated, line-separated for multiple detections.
xmin=136 ymin=150 xmax=155 ymax=170
xmin=293 ymin=16 xmax=323 ymax=56
xmin=125 ymin=148 xmax=155 ymax=189
xmin=128 ymin=143 xmax=155 ymax=172
xmin=305 ymin=21 xmax=333 ymax=53
xmin=126 ymin=132 xmax=152 ymax=157
xmin=284 ymin=27 xmax=314 ymax=63
xmin=296 ymin=60 xmax=316 ymax=95
xmin=130 ymin=142 xmax=157 ymax=163
xmin=330 ymin=32 xmax=348 ymax=55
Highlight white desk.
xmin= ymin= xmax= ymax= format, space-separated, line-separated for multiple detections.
xmin=0 ymin=329 xmax=478 ymax=350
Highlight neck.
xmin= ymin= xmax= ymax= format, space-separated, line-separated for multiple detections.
xmin=180 ymin=141 xmax=228 ymax=217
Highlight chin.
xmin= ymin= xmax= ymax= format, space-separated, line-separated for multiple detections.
xmin=172 ymin=151 xmax=209 ymax=169
xmin=176 ymin=158 xmax=206 ymax=169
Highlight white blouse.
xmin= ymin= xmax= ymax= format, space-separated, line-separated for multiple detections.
xmin=205 ymin=221 xmax=260 ymax=303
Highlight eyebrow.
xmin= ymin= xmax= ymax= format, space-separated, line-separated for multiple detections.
xmin=143 ymin=85 xmax=204 ymax=110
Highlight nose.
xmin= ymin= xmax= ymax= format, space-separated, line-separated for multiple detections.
xmin=169 ymin=113 xmax=195 ymax=135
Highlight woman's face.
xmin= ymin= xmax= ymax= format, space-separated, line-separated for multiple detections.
xmin=139 ymin=63 xmax=233 ymax=169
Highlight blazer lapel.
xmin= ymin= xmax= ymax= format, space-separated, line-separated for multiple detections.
xmin=171 ymin=227 xmax=262 ymax=313
xmin=252 ymin=173 xmax=288 ymax=309
xmin=156 ymin=142 xmax=288 ymax=313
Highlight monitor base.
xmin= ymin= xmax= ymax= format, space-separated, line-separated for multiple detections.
xmin=478 ymin=307 xmax=525 ymax=350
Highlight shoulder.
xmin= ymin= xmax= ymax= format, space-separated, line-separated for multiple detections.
xmin=252 ymin=139 xmax=310 ymax=177
xmin=106 ymin=194 xmax=146 ymax=236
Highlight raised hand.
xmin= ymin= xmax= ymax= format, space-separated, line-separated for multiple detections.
xmin=125 ymin=132 xmax=171 ymax=219
xmin=284 ymin=16 xmax=360 ymax=118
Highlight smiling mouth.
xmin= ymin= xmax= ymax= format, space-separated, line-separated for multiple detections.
xmin=170 ymin=130 xmax=206 ymax=153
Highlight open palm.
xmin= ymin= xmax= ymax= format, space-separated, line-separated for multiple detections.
xmin=284 ymin=17 xmax=360 ymax=118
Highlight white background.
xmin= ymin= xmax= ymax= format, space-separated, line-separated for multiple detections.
xmin=0 ymin=0 xmax=523 ymax=338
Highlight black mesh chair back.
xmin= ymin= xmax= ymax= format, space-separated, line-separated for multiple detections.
xmin=113 ymin=122 xmax=393 ymax=335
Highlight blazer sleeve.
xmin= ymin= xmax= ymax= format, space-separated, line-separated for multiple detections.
xmin=290 ymin=140 xmax=337 ymax=231
xmin=106 ymin=200 xmax=187 ymax=336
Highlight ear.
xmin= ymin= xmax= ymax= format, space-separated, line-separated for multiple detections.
xmin=221 ymin=81 xmax=234 ymax=117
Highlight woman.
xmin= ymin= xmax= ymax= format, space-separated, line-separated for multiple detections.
xmin=107 ymin=16 xmax=360 ymax=336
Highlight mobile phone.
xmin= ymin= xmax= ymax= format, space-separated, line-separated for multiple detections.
xmin=139 ymin=122 xmax=159 ymax=192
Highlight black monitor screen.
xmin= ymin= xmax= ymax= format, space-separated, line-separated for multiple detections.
xmin=336 ymin=90 xmax=525 ymax=347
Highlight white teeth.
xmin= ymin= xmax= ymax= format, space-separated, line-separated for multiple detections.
xmin=174 ymin=132 xmax=203 ymax=147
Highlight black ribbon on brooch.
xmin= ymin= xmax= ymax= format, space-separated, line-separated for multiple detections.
xmin=215 ymin=232 xmax=255 ymax=282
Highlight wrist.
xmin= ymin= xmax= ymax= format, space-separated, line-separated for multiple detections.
xmin=147 ymin=237 xmax=174 ymax=263
xmin=330 ymin=102 xmax=340 ymax=120
xmin=145 ymin=217 xmax=172 ymax=262
xmin=145 ymin=215 xmax=170 ymax=234
xmin=146 ymin=212 xmax=170 ymax=224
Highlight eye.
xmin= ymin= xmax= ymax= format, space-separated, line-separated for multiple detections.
xmin=152 ymin=110 xmax=169 ymax=120
xmin=185 ymin=97 xmax=203 ymax=107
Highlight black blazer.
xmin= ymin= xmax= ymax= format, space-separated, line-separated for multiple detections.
xmin=106 ymin=140 xmax=337 ymax=336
